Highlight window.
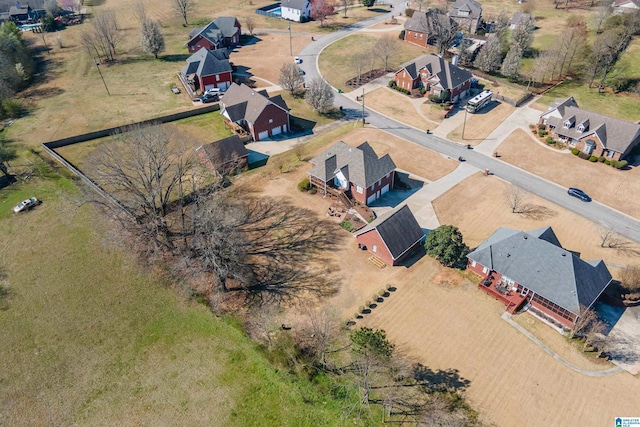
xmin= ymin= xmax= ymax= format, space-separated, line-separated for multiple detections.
xmin=563 ymin=120 xmax=571 ymax=129
xmin=378 ymin=179 xmax=381 ymax=187
xmin=482 ymin=267 xmax=488 ymax=274
xmin=216 ymin=75 xmax=220 ymax=81
xmin=356 ymin=185 xmax=363 ymax=194
xmin=607 ymin=150 xmax=615 ymax=158
xmin=414 ymin=33 xmax=417 ymax=38
xmin=372 ymin=245 xmax=377 ymax=252
xmin=269 ymin=119 xmax=273 ymax=124
xmin=471 ymin=260 xmax=476 ymax=267
xmin=419 ymin=34 xmax=423 ymax=39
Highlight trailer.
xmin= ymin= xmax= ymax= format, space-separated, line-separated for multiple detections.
xmin=466 ymin=90 xmax=492 ymax=113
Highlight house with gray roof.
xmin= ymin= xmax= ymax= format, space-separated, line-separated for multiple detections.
xmin=181 ymin=48 xmax=232 ymax=93
xmin=281 ymin=0 xmax=311 ymax=22
xmin=613 ymin=0 xmax=640 ymax=14
xmin=510 ymin=12 xmax=532 ymax=29
xmin=196 ymin=135 xmax=249 ymax=177
xmin=186 ymin=16 xmax=241 ymax=52
xmin=448 ymin=0 xmax=482 ymax=34
xmin=308 ymin=141 xmax=396 ymax=206
xmin=539 ymin=96 xmax=640 ymax=161
xmin=220 ymin=83 xmax=290 ymax=142
xmin=354 ymin=205 xmax=425 ymax=266
xmin=403 ymin=10 xmax=458 ymax=49
xmin=467 ymin=226 xmax=612 ymax=328
xmin=394 ymin=54 xmax=473 ymax=101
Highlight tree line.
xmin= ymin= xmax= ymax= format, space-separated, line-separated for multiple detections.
xmin=0 ymin=22 xmax=33 ymax=120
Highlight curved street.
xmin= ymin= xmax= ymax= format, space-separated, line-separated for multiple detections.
xmin=298 ymin=5 xmax=640 ymax=244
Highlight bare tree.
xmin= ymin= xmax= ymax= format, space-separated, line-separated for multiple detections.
xmin=375 ymin=35 xmax=397 ymax=72
xmin=555 ymin=18 xmax=588 ymax=77
xmin=587 ymin=28 xmax=631 ymax=90
xmin=582 ymin=319 xmax=607 ymax=352
xmin=278 ymin=62 xmax=305 ymax=95
xmin=569 ymin=304 xmax=598 ymax=339
xmin=474 ymin=34 xmax=503 ymax=73
xmin=511 ymin=13 xmax=535 ymax=53
xmin=44 ymin=0 xmax=59 ymax=16
xmin=133 ymin=0 xmax=148 ymax=24
xmin=340 ymin=0 xmax=352 ymax=18
xmin=141 ymin=18 xmax=165 ymax=59
xmin=504 ymin=185 xmax=529 ymax=213
xmin=620 ymin=265 xmax=640 ymax=293
xmin=367 ymin=47 xmax=377 ymax=76
xmin=352 ymin=51 xmax=368 ymax=85
xmin=594 ymin=1 xmax=612 ymax=33
xmin=245 ymin=16 xmax=256 ymax=36
xmin=175 ymin=0 xmax=194 ymax=26
xmin=305 ymin=78 xmax=334 ymax=113
xmin=430 ymin=11 xmax=457 ymax=55
xmin=598 ymin=226 xmax=617 ymax=248
xmin=82 ymin=11 xmax=120 ymax=62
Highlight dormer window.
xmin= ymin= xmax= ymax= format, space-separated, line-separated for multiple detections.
xmin=577 ymin=119 xmax=589 ymax=133
xmin=577 ymin=124 xmax=584 ymax=133
xmin=563 ymin=116 xmax=575 ymax=129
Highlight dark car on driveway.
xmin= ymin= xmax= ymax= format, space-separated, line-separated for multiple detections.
xmin=200 ymin=93 xmax=219 ymax=104
xmin=568 ymin=187 xmax=592 ymax=202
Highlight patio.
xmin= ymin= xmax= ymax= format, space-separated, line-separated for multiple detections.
xmin=477 ymin=273 xmax=527 ymax=314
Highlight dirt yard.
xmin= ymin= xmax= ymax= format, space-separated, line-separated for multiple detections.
xmin=497 ymin=129 xmax=640 ymax=220
xmin=432 ymin=172 xmax=640 ymax=275
xmin=447 ymin=101 xmax=515 ymax=145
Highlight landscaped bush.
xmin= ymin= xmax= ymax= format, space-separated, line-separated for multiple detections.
xmin=398 ymin=30 xmax=405 ymax=40
xmin=388 ymin=80 xmax=396 ymax=88
xmin=545 ymin=137 xmax=555 ymax=145
xmin=578 ymin=151 xmax=591 ymax=160
xmin=571 ymin=148 xmax=580 ymax=155
xmin=391 ymin=85 xmax=410 ymax=95
xmin=537 ymin=123 xmax=546 ymax=130
xmin=0 ymin=98 xmax=21 ymax=119
xmin=419 ymin=87 xmax=426 ymax=95
xmin=297 ymin=177 xmax=311 ymax=192
xmin=339 ymin=220 xmax=355 ymax=232
xmin=605 ymin=159 xmax=611 ymax=165
xmin=612 ymin=160 xmax=628 ymax=169
xmin=537 ymin=129 xmax=548 ymax=137
xmin=598 ymin=156 xmax=606 ymax=163
xmin=405 ymin=8 xmax=414 ymax=17
xmin=589 ymin=156 xmax=598 ymax=162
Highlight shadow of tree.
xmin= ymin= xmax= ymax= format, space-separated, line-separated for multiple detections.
xmin=411 ymin=363 xmax=471 ymax=393
xmin=519 ymin=203 xmax=557 ymax=220
xmin=161 ymin=54 xmax=190 ymax=62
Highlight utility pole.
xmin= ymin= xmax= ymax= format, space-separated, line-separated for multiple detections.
xmin=288 ymin=22 xmax=292 ymax=56
xmin=461 ymin=105 xmax=468 ymax=139
xmin=95 ymin=60 xmax=110 ymax=96
xmin=361 ymin=87 xmax=365 ymax=127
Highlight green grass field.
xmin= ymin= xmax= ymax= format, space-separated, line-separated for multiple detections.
xmin=536 ymin=80 xmax=640 ymax=122
xmin=0 ymin=175 xmax=353 ymax=426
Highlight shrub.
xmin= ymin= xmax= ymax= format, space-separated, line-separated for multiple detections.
xmin=428 ymin=94 xmax=442 ymax=103
xmin=398 ymin=30 xmax=405 ymax=40
xmin=386 ymin=284 xmax=393 ymax=291
xmin=359 ymin=306 xmax=365 ymax=314
xmin=589 ymin=156 xmax=598 ymax=162
xmin=379 ymin=289 xmax=386 ymax=297
xmin=598 ymin=156 xmax=606 ymax=163
xmin=388 ymin=80 xmax=396 ymax=88
xmin=365 ymin=300 xmax=372 ymax=308
xmin=537 ymin=129 xmax=548 ymax=137
xmin=1 ymin=98 xmax=21 ymax=119
xmin=309 ymin=187 xmax=317 ymax=195
xmin=537 ymin=123 xmax=546 ymax=130
xmin=405 ymin=8 xmax=414 ymax=17
xmin=339 ymin=220 xmax=355 ymax=232
xmin=545 ymin=137 xmax=555 ymax=144
xmin=578 ymin=151 xmax=590 ymax=160
xmin=571 ymin=148 xmax=580 ymax=155
xmin=297 ymin=177 xmax=311 ymax=192
xmin=605 ymin=159 xmax=611 ymax=165
xmin=419 ymin=87 xmax=426 ymax=95
xmin=614 ymin=160 xmax=628 ymax=169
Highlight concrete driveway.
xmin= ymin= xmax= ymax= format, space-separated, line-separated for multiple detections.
xmin=596 ymin=302 xmax=640 ymax=375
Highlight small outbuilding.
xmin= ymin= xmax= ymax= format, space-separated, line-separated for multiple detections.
xmin=354 ymin=205 xmax=425 ymax=266
xmin=196 ymin=135 xmax=249 ymax=177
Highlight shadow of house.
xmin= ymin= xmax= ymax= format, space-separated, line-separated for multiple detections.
xmin=220 ymin=83 xmax=290 ymax=141
xmin=354 ymin=205 xmax=425 ymax=266
xmin=196 ymin=135 xmax=249 ymax=177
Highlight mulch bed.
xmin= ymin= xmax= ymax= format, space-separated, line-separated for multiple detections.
xmin=345 ymin=69 xmax=389 ymax=90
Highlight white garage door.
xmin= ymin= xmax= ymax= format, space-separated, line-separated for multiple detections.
xmin=219 ymin=81 xmax=230 ymax=91
xmin=381 ymin=184 xmax=390 ymax=195
xmin=271 ymin=125 xmax=282 ymax=136
xmin=367 ymin=194 xmax=377 ymax=205
xmin=257 ymin=130 xmax=269 ymax=140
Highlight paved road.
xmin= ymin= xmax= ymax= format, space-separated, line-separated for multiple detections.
xmin=299 ymin=8 xmax=640 ymax=244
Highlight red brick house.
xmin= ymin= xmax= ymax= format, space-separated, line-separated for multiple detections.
xmin=403 ymin=10 xmax=457 ymax=48
xmin=539 ymin=97 xmax=640 ymax=161
xmin=220 ymin=83 xmax=290 ymax=142
xmin=181 ymin=48 xmax=232 ymax=93
xmin=354 ymin=205 xmax=425 ymax=266
xmin=196 ymin=135 xmax=249 ymax=177
xmin=467 ymin=227 xmax=612 ymax=329
xmin=186 ymin=17 xmax=241 ymax=52
xmin=395 ymin=54 xmax=473 ymax=102
xmin=308 ymin=141 xmax=396 ymax=206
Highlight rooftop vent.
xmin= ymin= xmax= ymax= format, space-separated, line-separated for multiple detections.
xmin=561 ymin=253 xmax=566 ymax=257
xmin=523 ymin=236 xmax=528 ymax=240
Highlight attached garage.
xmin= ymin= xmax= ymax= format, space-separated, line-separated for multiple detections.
xmin=381 ymin=184 xmax=390 ymax=196
xmin=257 ymin=130 xmax=269 ymax=140
xmin=367 ymin=193 xmax=377 ymax=205
xmin=271 ymin=125 xmax=282 ymax=136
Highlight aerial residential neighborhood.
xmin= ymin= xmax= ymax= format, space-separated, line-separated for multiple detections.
xmin=1 ymin=0 xmax=640 ymax=426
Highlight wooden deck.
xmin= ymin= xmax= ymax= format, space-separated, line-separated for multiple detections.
xmin=478 ymin=274 xmax=527 ymax=314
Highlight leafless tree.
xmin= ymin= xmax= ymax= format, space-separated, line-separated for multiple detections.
xmin=245 ymin=304 xmax=282 ymax=349
xmin=352 ymin=51 xmax=368 ymax=85
xmin=570 ymin=304 xmax=598 ymax=339
xmin=245 ymin=16 xmax=256 ymax=36
xmin=278 ymin=62 xmax=304 ymax=95
xmin=504 ymin=185 xmax=529 ymax=214
xmin=82 ymin=11 xmax=121 ymax=62
xmin=594 ymin=1 xmax=612 ymax=33
xmin=511 ymin=13 xmax=535 ymax=53
xmin=474 ymin=34 xmax=503 ymax=73
xmin=133 ymin=0 xmax=148 ymax=24
xmin=587 ymin=28 xmax=631 ymax=90
xmin=598 ymin=226 xmax=617 ymax=247
xmin=340 ymin=0 xmax=352 ymax=18
xmin=620 ymin=265 xmax=640 ymax=293
xmin=430 ymin=12 xmax=457 ymax=55
xmin=375 ymin=35 xmax=397 ymax=72
xmin=174 ymin=0 xmax=194 ymax=26
xmin=555 ymin=18 xmax=588 ymax=77
xmin=582 ymin=319 xmax=607 ymax=352
xmin=305 ymin=77 xmax=334 ymax=113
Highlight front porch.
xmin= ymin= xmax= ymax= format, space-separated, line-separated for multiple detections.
xmin=478 ymin=274 xmax=527 ymax=314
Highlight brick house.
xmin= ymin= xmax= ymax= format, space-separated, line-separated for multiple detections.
xmin=281 ymin=0 xmax=311 ymax=22
xmin=448 ymin=0 xmax=482 ymax=34
xmin=354 ymin=205 xmax=425 ymax=266
xmin=186 ymin=17 xmax=241 ymax=52
xmin=467 ymin=226 xmax=612 ymax=329
xmin=613 ymin=0 xmax=640 ymax=13
xmin=308 ymin=141 xmax=396 ymax=206
xmin=403 ymin=10 xmax=457 ymax=48
xmin=539 ymin=97 xmax=640 ymax=161
xmin=181 ymin=48 xmax=232 ymax=93
xmin=395 ymin=54 xmax=473 ymax=102
xmin=196 ymin=135 xmax=249 ymax=177
xmin=220 ymin=83 xmax=290 ymax=142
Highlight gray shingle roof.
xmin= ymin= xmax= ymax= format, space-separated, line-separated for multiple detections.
xmin=398 ymin=54 xmax=473 ymax=90
xmin=221 ymin=83 xmax=289 ymax=124
xmin=308 ymin=141 xmax=396 ymax=188
xmin=403 ymin=10 xmax=456 ymax=34
xmin=355 ymin=205 xmax=425 ymax=260
xmin=281 ymin=0 xmax=309 ymax=10
xmin=181 ymin=48 xmax=231 ymax=78
xmin=197 ymin=135 xmax=248 ymax=169
xmin=542 ymin=98 xmax=640 ymax=155
xmin=449 ymin=0 xmax=482 ymax=19
xmin=187 ymin=16 xmax=239 ymax=46
xmin=467 ymin=227 xmax=612 ymax=314
xmin=511 ymin=12 xmax=531 ymax=26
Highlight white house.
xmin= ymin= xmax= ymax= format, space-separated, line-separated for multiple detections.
xmin=613 ymin=0 xmax=640 ymax=13
xmin=281 ymin=0 xmax=311 ymax=22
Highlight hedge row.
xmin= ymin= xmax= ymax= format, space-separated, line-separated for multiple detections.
xmin=571 ymin=149 xmax=627 ymax=168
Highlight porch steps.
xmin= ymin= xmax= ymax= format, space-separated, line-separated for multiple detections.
xmin=368 ymin=256 xmax=387 ymax=269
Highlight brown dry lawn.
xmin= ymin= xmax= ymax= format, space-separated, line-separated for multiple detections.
xmin=433 ymin=172 xmax=640 ymax=273
xmin=365 ymin=88 xmax=440 ymax=129
xmin=447 ymin=102 xmax=515 ymax=145
xmin=497 ymin=129 xmax=640 ymax=220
